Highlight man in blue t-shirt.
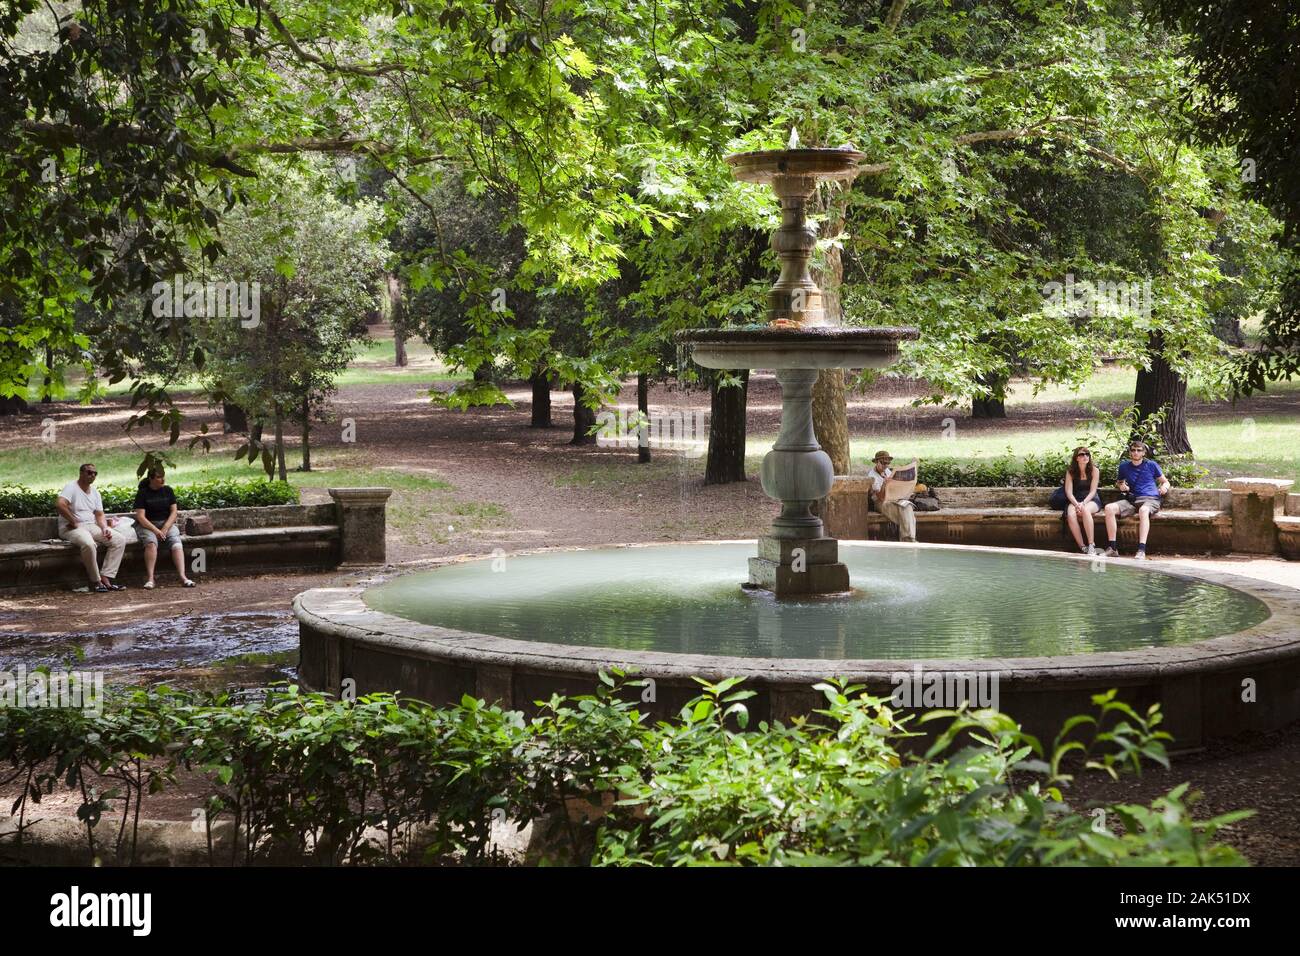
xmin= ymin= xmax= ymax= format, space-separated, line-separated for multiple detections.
xmin=1102 ymin=441 xmax=1171 ymax=560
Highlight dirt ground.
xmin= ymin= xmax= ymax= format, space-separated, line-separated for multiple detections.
xmin=2 ymin=370 xmax=1300 ymax=863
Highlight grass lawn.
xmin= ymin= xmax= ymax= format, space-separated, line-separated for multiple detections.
xmin=22 ymin=329 xmax=467 ymax=401
xmin=0 ymin=445 xmax=453 ymax=494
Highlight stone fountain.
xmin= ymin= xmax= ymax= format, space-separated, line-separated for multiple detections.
xmin=680 ymin=148 xmax=918 ymax=598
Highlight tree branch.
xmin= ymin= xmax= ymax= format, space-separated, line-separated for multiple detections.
xmin=253 ymin=0 xmax=408 ymax=77
xmin=854 ymin=118 xmax=1143 ymax=180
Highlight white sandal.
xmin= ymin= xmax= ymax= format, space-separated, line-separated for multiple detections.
xmin=143 ymin=580 xmax=155 ymax=590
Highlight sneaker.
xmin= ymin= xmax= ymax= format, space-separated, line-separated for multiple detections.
xmin=1135 ymin=550 xmax=1147 ymax=561
xmin=143 ymin=580 xmax=155 ymax=590
xmin=73 ymin=585 xmax=92 ymax=593
xmin=101 ymin=579 xmax=125 ymax=591
xmin=1084 ymin=544 xmax=1096 ymax=556
xmin=1103 ymin=547 xmax=1119 ymax=558
xmin=182 ymin=579 xmax=196 ymax=588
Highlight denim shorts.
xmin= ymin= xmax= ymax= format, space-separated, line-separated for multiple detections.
xmin=137 ymin=523 xmax=183 ymax=549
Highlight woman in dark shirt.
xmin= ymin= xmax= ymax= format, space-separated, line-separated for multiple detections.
xmin=133 ymin=466 xmax=195 ymax=588
xmin=1050 ymin=446 xmax=1102 ymax=554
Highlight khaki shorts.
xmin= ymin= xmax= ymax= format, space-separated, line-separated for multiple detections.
xmin=1113 ymin=496 xmax=1161 ymax=517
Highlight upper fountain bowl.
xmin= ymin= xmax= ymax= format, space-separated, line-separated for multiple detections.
xmin=726 ymin=147 xmax=868 ymax=184
xmin=677 ymin=325 xmax=919 ymax=370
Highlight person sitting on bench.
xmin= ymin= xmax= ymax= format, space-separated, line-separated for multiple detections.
xmin=1102 ymin=441 xmax=1171 ymax=560
xmin=867 ymin=450 xmax=918 ymax=543
xmin=1050 ymin=446 xmax=1102 ymax=554
xmin=133 ymin=465 xmax=195 ymax=589
xmin=56 ymin=463 xmax=129 ymax=592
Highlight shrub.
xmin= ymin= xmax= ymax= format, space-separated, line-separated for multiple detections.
xmin=0 ymin=678 xmax=1250 ymax=867
xmin=906 ymin=451 xmax=1206 ymax=489
xmin=0 ymin=479 xmax=299 ymax=520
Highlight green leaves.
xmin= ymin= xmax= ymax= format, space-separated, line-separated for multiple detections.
xmin=0 ymin=676 xmax=1248 ymax=867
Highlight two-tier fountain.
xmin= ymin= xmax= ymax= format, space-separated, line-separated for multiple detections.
xmin=294 ymin=145 xmax=1291 ymax=747
xmin=680 ymin=147 xmax=918 ymax=597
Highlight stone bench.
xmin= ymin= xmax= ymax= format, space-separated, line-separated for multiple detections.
xmin=0 ymin=488 xmax=393 ymax=594
xmin=818 ymin=479 xmax=1294 ymax=556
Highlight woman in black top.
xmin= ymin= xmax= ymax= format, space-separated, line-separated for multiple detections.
xmin=133 ymin=466 xmax=195 ymax=588
xmin=1051 ymin=446 xmax=1102 ymax=554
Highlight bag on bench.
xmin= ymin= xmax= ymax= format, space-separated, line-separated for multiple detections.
xmin=185 ymin=514 xmax=214 ymax=536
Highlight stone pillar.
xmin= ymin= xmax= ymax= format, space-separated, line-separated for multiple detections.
xmin=749 ymin=368 xmax=850 ymax=597
xmin=1224 ymin=478 xmax=1293 ymax=554
xmin=328 ymin=487 xmax=394 ymax=566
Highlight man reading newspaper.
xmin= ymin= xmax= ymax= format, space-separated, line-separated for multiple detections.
xmin=867 ymin=450 xmax=919 ymax=543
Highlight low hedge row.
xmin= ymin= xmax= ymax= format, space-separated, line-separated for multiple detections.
xmin=0 ymin=676 xmax=1248 ymax=867
xmin=0 ymin=479 xmax=299 ymax=520
xmin=898 ymin=452 xmax=1206 ymax=489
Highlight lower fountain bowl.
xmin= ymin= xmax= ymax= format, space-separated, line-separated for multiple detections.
xmin=295 ymin=541 xmax=1300 ymax=748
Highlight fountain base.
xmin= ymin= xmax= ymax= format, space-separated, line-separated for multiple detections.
xmin=747 ymin=535 xmax=851 ymax=597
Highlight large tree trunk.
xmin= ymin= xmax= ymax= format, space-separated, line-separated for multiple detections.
xmin=530 ymin=370 xmax=553 ymax=427
xmin=223 ymin=402 xmax=250 ymax=433
xmin=41 ymin=344 xmax=53 ymax=402
xmin=637 ymin=372 xmax=651 ymax=464
xmin=570 ymin=382 xmax=597 ymax=445
xmin=971 ymin=372 xmax=1008 ymax=419
xmin=813 ymin=369 xmax=850 ymax=474
xmin=299 ymin=393 xmax=312 ymax=472
xmin=0 ymin=395 xmax=28 ymax=415
xmin=810 ymin=200 xmax=851 ymax=475
xmin=474 ymin=364 xmax=492 ymax=384
xmin=1134 ymin=330 xmax=1193 ymax=455
xmin=388 ymin=275 xmax=409 ymax=367
xmin=704 ymin=370 xmax=748 ymax=485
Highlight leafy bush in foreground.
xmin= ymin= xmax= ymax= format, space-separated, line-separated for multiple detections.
xmin=0 ymin=677 xmax=1250 ymax=866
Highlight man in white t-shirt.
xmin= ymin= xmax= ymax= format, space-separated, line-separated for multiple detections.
xmin=867 ymin=449 xmax=917 ymax=542
xmin=56 ymin=463 xmax=130 ymax=592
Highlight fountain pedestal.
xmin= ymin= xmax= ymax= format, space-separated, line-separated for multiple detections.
xmin=679 ymin=147 xmax=919 ymax=598
xmin=746 ymin=367 xmax=850 ymax=596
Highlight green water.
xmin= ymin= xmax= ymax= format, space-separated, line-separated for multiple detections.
xmin=363 ymin=543 xmax=1270 ymax=660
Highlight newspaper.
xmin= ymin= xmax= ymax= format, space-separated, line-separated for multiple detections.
xmin=882 ymin=459 xmax=919 ymax=502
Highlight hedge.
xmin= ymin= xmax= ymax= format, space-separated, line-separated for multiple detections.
xmin=895 ymin=452 xmax=1207 ymax=489
xmin=0 ymin=479 xmax=299 ymax=520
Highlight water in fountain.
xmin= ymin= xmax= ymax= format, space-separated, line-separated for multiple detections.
xmin=364 ymin=542 xmax=1269 ymax=659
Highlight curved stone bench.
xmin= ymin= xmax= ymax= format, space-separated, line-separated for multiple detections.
xmin=0 ymin=488 xmax=393 ymax=594
xmin=820 ymin=482 xmax=1237 ymax=555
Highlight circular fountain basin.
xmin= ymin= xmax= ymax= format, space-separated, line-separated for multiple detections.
xmin=678 ymin=326 xmax=919 ymax=370
xmin=295 ymin=542 xmax=1300 ymax=747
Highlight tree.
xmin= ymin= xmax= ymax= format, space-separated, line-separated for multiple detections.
xmin=1150 ymin=0 xmax=1300 ymax=395
xmin=196 ymin=165 xmax=387 ymax=478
